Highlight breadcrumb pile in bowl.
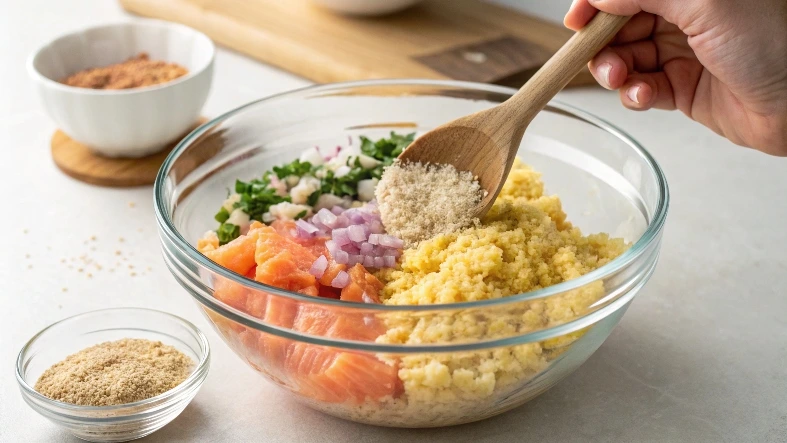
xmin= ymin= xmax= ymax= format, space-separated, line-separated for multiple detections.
xmin=155 ymin=80 xmax=669 ymax=428
xmin=354 ymin=159 xmax=628 ymax=423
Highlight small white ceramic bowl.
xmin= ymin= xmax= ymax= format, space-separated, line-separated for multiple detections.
xmin=310 ymin=0 xmax=423 ymax=16
xmin=28 ymin=20 xmax=214 ymax=158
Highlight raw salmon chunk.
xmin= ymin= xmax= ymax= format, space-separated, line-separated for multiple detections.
xmin=341 ymin=264 xmax=384 ymax=303
xmin=208 ymin=224 xmax=402 ymax=404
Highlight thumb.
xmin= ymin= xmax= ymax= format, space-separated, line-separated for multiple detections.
xmin=586 ymin=0 xmax=704 ymax=30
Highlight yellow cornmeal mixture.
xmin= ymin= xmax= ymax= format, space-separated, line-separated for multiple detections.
xmin=375 ymin=159 xmax=627 ymax=409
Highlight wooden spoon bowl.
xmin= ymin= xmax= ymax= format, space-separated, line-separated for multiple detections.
xmin=399 ymin=12 xmax=631 ymax=217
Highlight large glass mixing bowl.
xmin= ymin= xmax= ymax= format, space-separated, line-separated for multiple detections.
xmin=154 ymin=80 xmax=668 ymax=427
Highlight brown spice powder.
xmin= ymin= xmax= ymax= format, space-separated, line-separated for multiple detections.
xmin=376 ymin=161 xmax=485 ymax=246
xmin=34 ymin=338 xmax=193 ymax=406
xmin=60 ymin=53 xmax=188 ymax=90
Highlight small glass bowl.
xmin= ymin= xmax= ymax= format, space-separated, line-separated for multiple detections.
xmin=16 ymin=308 xmax=210 ymax=442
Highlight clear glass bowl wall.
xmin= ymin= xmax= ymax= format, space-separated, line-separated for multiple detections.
xmin=155 ymin=81 xmax=668 ymax=427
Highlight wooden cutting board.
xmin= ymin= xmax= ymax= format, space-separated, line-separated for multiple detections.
xmin=119 ymin=0 xmax=596 ymax=88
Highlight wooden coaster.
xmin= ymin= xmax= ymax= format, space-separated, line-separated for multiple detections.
xmin=51 ymin=119 xmax=206 ymax=187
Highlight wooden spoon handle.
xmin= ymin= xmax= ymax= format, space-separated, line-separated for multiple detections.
xmin=508 ymin=12 xmax=631 ymax=123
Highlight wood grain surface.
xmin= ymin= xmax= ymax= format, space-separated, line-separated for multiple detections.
xmin=119 ymin=0 xmax=597 ymax=88
xmin=50 ymin=119 xmax=206 ymax=188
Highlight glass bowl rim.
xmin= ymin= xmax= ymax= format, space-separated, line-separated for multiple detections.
xmin=154 ymin=79 xmax=669 ymax=315
xmin=15 ymin=307 xmax=211 ymax=415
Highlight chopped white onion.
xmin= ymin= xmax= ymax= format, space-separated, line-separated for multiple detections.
xmin=334 ymin=165 xmax=351 ymax=178
xmin=357 ymin=178 xmax=378 ymax=202
xmin=299 ymin=147 xmax=325 ymax=167
xmin=356 ymin=154 xmax=382 ymax=169
xmin=226 ymin=208 xmax=250 ymax=227
xmin=222 ymin=193 xmax=241 ymax=212
xmin=313 ymin=193 xmax=344 ymax=212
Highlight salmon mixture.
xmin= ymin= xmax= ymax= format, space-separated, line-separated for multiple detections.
xmin=198 ymin=133 xmax=627 ymax=425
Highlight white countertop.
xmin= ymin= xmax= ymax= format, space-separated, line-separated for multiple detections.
xmin=2 ymin=1 xmax=786 ymax=442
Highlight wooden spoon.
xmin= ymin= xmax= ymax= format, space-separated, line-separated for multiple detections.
xmin=398 ymin=12 xmax=631 ymax=218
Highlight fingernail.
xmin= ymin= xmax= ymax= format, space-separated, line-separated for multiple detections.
xmin=597 ymin=63 xmax=612 ymax=88
xmin=627 ymin=86 xmax=641 ymax=104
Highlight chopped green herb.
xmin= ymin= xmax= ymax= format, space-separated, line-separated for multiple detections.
xmin=211 ymin=132 xmax=415 ymax=241
xmin=217 ymin=223 xmax=240 ymax=245
xmin=307 ymin=190 xmax=322 ymax=206
xmin=295 ymin=210 xmax=308 ymax=220
xmin=360 ymin=131 xmax=415 ymax=162
xmin=214 ymin=207 xmax=230 ymax=223
xmin=273 ymin=159 xmax=312 ymax=179
xmin=235 ymin=186 xmax=290 ymax=221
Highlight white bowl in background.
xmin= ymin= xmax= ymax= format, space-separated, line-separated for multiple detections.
xmin=28 ymin=20 xmax=214 ymax=158
xmin=310 ymin=0 xmax=424 ymax=16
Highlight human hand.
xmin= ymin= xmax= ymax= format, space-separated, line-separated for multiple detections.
xmin=565 ymin=0 xmax=787 ymax=156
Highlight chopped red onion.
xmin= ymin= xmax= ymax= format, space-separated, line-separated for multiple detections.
xmin=335 ymin=214 xmax=350 ymax=228
xmin=381 ymin=247 xmax=401 ymax=258
xmin=334 ymin=249 xmax=349 ymax=264
xmin=316 ymin=208 xmax=338 ymax=228
xmin=383 ymin=256 xmax=396 ymax=268
xmin=332 ymin=228 xmax=352 ymax=246
xmin=306 ymin=200 xmax=402 ymax=271
xmin=359 ymin=242 xmax=374 ymax=255
xmin=360 ymin=209 xmax=375 ymax=222
xmin=326 ymin=240 xmax=339 ymax=257
xmin=347 ymin=224 xmax=368 ymax=242
xmin=369 ymin=220 xmax=384 ymax=234
xmin=331 ymin=270 xmax=350 ymax=288
xmin=296 ymin=219 xmax=319 ymax=234
xmin=378 ymin=235 xmax=404 ymax=249
xmin=309 ymin=255 xmax=328 ymax=278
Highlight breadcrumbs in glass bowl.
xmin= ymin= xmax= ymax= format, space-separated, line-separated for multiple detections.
xmin=16 ymin=308 xmax=210 ymax=442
